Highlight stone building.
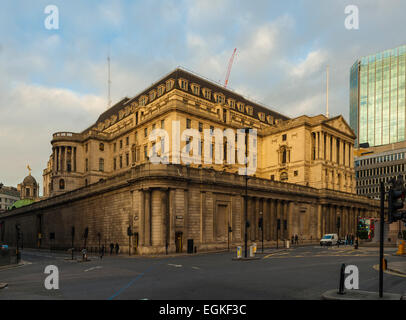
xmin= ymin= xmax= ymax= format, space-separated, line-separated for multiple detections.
xmin=0 ymin=184 xmax=20 ymax=213
xmin=0 ymin=67 xmax=379 ymax=254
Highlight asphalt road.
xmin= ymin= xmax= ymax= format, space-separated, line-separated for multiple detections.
xmin=0 ymin=245 xmax=405 ymax=300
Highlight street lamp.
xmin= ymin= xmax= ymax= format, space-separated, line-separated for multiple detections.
xmin=243 ymin=128 xmax=251 ymax=258
xmin=259 ymin=212 xmax=264 ymax=253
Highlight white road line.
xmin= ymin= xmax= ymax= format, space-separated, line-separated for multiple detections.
xmin=168 ymin=264 xmax=182 ymax=268
xmin=84 ymin=266 xmax=102 ymax=272
xmin=192 ymin=266 xmax=200 ymax=270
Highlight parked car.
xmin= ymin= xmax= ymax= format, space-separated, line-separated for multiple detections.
xmin=0 ymin=244 xmax=8 ymax=250
xmin=320 ymin=234 xmax=339 ymax=246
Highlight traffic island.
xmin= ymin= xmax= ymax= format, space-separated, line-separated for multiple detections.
xmin=322 ymin=289 xmax=402 ymax=300
xmin=0 ymin=283 xmax=8 ymax=289
xmin=232 ymin=257 xmax=261 ymax=261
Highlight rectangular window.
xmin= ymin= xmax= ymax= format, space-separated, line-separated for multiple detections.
xmin=144 ymin=128 xmax=148 ymax=138
xmin=187 ymin=119 xmax=191 ymax=129
xmin=119 ymin=155 xmax=122 ymax=168
xmin=114 ymin=158 xmax=116 ymax=170
xmin=113 ymin=143 xmax=116 ymax=152
xmin=120 ymin=140 xmax=123 ymax=149
xmin=126 ymin=153 xmax=129 ymax=166
xmin=126 ymin=137 xmax=129 ymax=146
xmin=144 ymin=146 xmax=148 ymax=159
xmin=199 ymin=122 xmax=203 ymax=132
xmin=161 ymin=119 xmax=165 ymax=129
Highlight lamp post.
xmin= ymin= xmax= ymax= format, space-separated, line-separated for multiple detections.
xmin=259 ymin=212 xmax=264 ymax=253
xmin=243 ymin=128 xmax=251 ymax=258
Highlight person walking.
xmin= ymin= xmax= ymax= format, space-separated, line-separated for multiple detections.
xmin=115 ymin=243 xmax=120 ymax=255
xmin=291 ymin=235 xmax=295 ymax=246
xmin=100 ymin=245 xmax=105 ymax=260
xmin=295 ymin=234 xmax=298 ymax=245
xmin=109 ymin=243 xmax=114 ymax=255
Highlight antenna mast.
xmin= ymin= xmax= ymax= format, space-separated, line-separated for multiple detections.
xmin=107 ymin=54 xmax=112 ymax=109
xmin=326 ymin=65 xmax=329 ymax=118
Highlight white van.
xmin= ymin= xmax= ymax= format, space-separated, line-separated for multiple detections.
xmin=320 ymin=234 xmax=339 ymax=246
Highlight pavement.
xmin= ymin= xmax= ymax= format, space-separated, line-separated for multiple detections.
xmin=387 ymin=261 xmax=406 ymax=276
xmin=322 ymin=289 xmax=403 ymax=300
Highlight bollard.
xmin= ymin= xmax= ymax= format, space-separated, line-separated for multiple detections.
xmin=396 ymin=240 xmax=405 ymax=255
xmin=249 ymin=245 xmax=255 ymax=257
xmin=236 ymin=246 xmax=242 ymax=259
xmin=338 ymin=263 xmax=346 ymax=295
xmin=354 ymin=239 xmax=359 ymax=250
xmin=253 ymin=243 xmax=257 ymax=254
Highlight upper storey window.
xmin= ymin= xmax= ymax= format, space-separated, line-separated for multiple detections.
xmin=214 ymin=93 xmax=225 ymax=104
xmin=179 ymin=78 xmax=188 ymax=91
xmin=202 ymin=88 xmax=211 ymax=100
xmin=99 ymin=143 xmax=104 ymax=151
xmin=237 ymin=102 xmax=245 ymax=113
xmin=258 ymin=112 xmax=265 ymax=122
xmin=139 ymin=95 xmax=148 ymax=106
xmin=157 ymin=85 xmax=165 ymax=97
xmin=228 ymin=99 xmax=236 ymax=109
xmin=245 ymin=105 xmax=254 ymax=116
xmin=166 ymin=79 xmax=174 ymax=91
xmin=191 ymin=83 xmax=200 ymax=95
xmin=149 ymin=90 xmax=156 ymax=101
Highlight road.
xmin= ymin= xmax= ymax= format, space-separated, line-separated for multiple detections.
xmin=0 ymin=245 xmax=405 ymax=300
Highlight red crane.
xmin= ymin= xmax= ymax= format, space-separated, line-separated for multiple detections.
xmin=224 ymin=48 xmax=237 ymax=88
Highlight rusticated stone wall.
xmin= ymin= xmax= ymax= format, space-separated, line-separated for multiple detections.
xmin=0 ymin=164 xmax=379 ymax=255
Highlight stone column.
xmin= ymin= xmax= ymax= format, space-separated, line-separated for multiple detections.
xmin=287 ymin=201 xmax=293 ymax=240
xmin=139 ymin=190 xmax=145 ymax=246
xmin=161 ymin=189 xmax=168 ymax=247
xmin=317 ymin=204 xmax=322 ymax=239
xmin=144 ymin=189 xmax=152 ymax=246
xmin=264 ymin=199 xmax=270 ymax=241
xmin=315 ymin=132 xmax=319 ymax=160
xmin=169 ymin=189 xmax=176 ymax=249
xmin=73 ymin=147 xmax=77 ymax=172
xmin=320 ymin=132 xmax=324 ymax=160
xmin=255 ymin=198 xmax=260 ymax=240
xmin=269 ymin=199 xmax=275 ymax=241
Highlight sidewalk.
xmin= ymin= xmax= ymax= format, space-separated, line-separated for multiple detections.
xmin=387 ymin=261 xmax=406 ymax=276
xmin=322 ymin=289 xmax=403 ymax=300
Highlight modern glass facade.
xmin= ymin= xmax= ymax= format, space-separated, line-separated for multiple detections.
xmin=350 ymin=45 xmax=406 ymax=147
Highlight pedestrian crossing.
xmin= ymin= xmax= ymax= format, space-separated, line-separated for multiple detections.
xmin=263 ymin=247 xmax=383 ymax=259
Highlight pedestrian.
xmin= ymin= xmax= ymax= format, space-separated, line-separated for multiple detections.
xmin=291 ymin=235 xmax=294 ymax=245
xmin=100 ymin=245 xmax=105 ymax=260
xmin=115 ymin=243 xmax=120 ymax=255
xmin=110 ymin=243 xmax=114 ymax=255
xmin=295 ymin=234 xmax=298 ymax=245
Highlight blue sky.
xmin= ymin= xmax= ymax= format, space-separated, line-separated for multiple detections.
xmin=0 ymin=0 xmax=405 ymax=190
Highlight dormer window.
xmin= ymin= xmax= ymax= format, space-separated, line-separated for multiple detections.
xmin=139 ymin=95 xmax=148 ymax=106
xmin=266 ymin=115 xmax=274 ymax=124
xmin=214 ymin=93 xmax=225 ymax=104
xmin=157 ymin=85 xmax=165 ymax=97
xmin=191 ymin=83 xmax=200 ymax=95
xmin=228 ymin=99 xmax=236 ymax=109
xmin=166 ymin=79 xmax=174 ymax=91
xmin=237 ymin=102 xmax=245 ymax=113
xmin=203 ymin=88 xmax=211 ymax=100
xmin=179 ymin=79 xmax=188 ymax=90
xmin=246 ymin=105 xmax=254 ymax=116
xmin=258 ymin=112 xmax=265 ymax=121
xmin=149 ymin=90 xmax=156 ymax=101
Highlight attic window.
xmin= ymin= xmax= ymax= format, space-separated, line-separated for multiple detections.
xmin=191 ymin=84 xmax=200 ymax=95
xmin=149 ymin=90 xmax=156 ymax=101
xmin=179 ymin=79 xmax=188 ymax=90
xmin=237 ymin=102 xmax=245 ymax=113
xmin=139 ymin=96 xmax=148 ymax=106
xmin=246 ymin=106 xmax=253 ymax=116
xmin=203 ymin=88 xmax=211 ymax=100
xmin=215 ymin=94 xmax=225 ymax=104
xmin=228 ymin=99 xmax=236 ymax=109
xmin=166 ymin=79 xmax=174 ymax=91
xmin=157 ymin=85 xmax=165 ymax=97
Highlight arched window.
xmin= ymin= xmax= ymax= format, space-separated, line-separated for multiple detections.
xmin=59 ymin=179 xmax=65 ymax=190
xmin=280 ymin=172 xmax=288 ymax=182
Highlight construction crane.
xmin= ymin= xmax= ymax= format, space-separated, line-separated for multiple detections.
xmin=224 ymin=48 xmax=237 ymax=88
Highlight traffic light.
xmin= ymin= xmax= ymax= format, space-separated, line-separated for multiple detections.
xmin=388 ymin=176 xmax=405 ymax=223
xmin=258 ymin=217 xmax=263 ymax=230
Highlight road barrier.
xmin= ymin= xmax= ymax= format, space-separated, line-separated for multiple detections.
xmin=396 ymin=240 xmax=405 ymax=255
xmin=249 ymin=245 xmax=255 ymax=257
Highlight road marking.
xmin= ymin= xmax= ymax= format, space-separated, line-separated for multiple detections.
xmin=84 ymin=266 xmax=102 ymax=272
xmin=192 ymin=266 xmax=200 ymax=270
xmin=168 ymin=264 xmax=182 ymax=268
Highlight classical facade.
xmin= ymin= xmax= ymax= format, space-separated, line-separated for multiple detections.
xmin=0 ymin=184 xmax=19 ymax=213
xmin=0 ymin=67 xmax=378 ymax=254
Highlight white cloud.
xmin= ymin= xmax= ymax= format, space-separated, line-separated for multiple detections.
xmin=289 ymin=50 xmax=328 ymax=79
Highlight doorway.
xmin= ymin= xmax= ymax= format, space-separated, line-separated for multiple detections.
xmin=175 ymin=232 xmax=183 ymax=253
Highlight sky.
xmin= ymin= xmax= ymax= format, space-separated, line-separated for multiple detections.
xmin=0 ymin=0 xmax=405 ymax=191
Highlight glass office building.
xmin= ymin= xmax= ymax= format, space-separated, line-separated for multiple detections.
xmin=350 ymin=45 xmax=406 ymax=147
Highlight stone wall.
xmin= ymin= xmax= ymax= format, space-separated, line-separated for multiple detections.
xmin=0 ymin=164 xmax=380 ymax=255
